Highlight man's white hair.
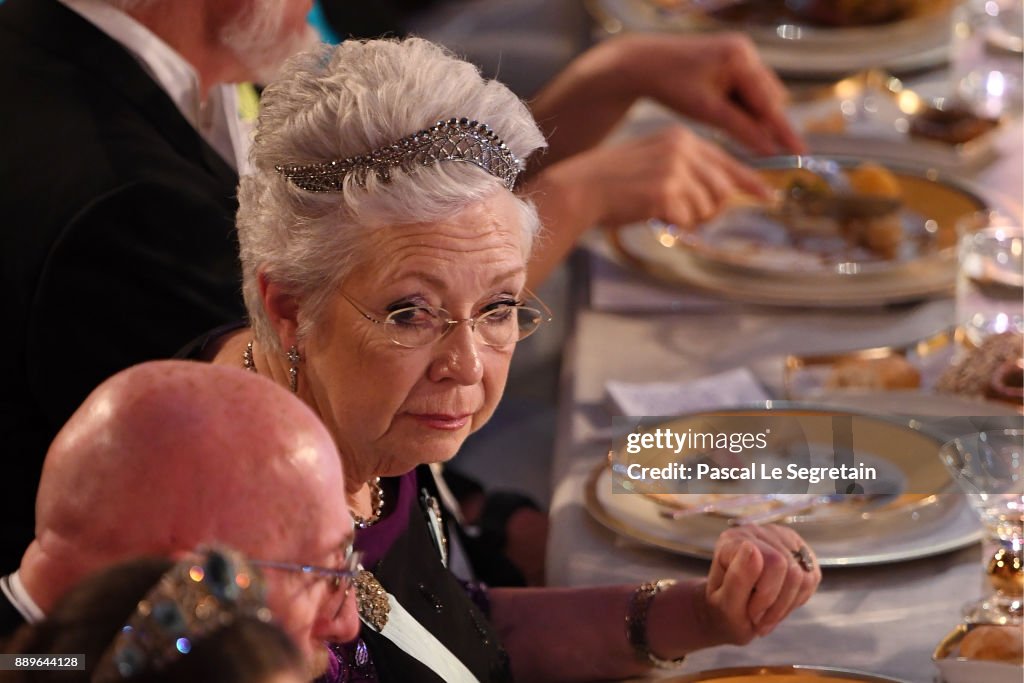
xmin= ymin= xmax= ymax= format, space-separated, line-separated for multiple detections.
xmin=238 ymin=38 xmax=548 ymax=351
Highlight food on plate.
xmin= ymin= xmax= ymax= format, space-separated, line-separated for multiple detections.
xmin=847 ymin=162 xmax=902 ymax=198
xmin=826 ymin=355 xmax=922 ymax=391
xmin=803 ymin=109 xmax=847 ymax=135
xmin=682 ymin=0 xmax=939 ymax=26
xmin=778 ymin=161 xmax=905 ymax=259
xmin=989 ymin=357 xmax=1024 ymax=404
xmin=936 ymin=332 xmax=1024 ymax=404
xmin=845 ymin=213 xmax=903 ymax=259
xmin=909 ymin=104 xmax=999 ymax=145
xmin=959 ymin=624 xmax=1024 ymax=664
xmin=779 ymin=167 xmax=833 ymax=197
xmin=646 ymin=492 xmax=781 ymax=517
xmin=785 ymin=0 xmax=930 ymax=26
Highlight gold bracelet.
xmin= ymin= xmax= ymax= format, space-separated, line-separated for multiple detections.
xmin=625 ymin=579 xmax=687 ymax=669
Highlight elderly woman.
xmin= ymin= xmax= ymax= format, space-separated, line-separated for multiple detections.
xmin=195 ymin=38 xmax=820 ymax=682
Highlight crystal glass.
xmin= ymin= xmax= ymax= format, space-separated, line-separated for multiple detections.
xmin=940 ymin=429 xmax=1024 ymax=624
xmin=955 ymin=219 xmax=1024 ymax=348
xmin=950 ymin=0 xmax=1024 ymax=118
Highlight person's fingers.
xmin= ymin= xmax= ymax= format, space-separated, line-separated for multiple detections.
xmin=701 ymin=143 xmax=772 ymax=199
xmin=792 ymin=543 xmax=821 ymax=608
xmin=662 ymin=196 xmax=696 ymax=229
xmin=755 ymin=561 xmax=805 ymax=635
xmin=708 ymin=530 xmax=752 ymax=593
xmin=713 ymin=540 xmax=762 ymax=618
xmin=739 ymin=525 xmax=821 ymax=625
xmin=745 ymin=539 xmax=789 ymax=623
xmin=730 ymin=78 xmax=806 ymax=155
xmin=726 ymin=38 xmax=806 ymax=155
xmin=648 ymin=127 xmax=712 ymax=226
xmin=704 ymin=99 xmax=780 ymax=156
xmin=681 ymin=177 xmax=717 ymax=222
xmin=690 ymin=147 xmax=742 ymax=205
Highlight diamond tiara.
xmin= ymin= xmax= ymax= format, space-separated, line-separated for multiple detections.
xmin=91 ymin=547 xmax=272 ymax=682
xmin=274 ymin=117 xmax=523 ymax=193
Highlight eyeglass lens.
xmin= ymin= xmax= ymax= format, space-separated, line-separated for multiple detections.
xmin=387 ymin=304 xmax=543 ymax=347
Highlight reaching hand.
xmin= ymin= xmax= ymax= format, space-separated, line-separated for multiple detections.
xmin=529 ymin=32 xmax=806 ymax=169
xmin=536 ymin=125 xmax=769 ymax=230
xmin=611 ymin=32 xmax=805 ymax=157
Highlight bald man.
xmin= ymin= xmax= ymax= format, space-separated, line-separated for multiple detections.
xmin=0 ymin=360 xmax=358 ymax=676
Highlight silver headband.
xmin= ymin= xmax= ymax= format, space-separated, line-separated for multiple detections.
xmin=274 ymin=117 xmax=523 ymax=192
xmin=92 ymin=547 xmax=272 ymax=682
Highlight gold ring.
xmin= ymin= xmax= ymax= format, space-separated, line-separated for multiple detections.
xmin=792 ymin=545 xmax=814 ymax=573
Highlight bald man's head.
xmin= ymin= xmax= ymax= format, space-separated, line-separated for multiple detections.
xmin=20 ymin=361 xmax=348 ymax=614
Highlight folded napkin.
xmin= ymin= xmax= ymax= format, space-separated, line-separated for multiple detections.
xmin=605 ymin=366 xmax=770 ymax=416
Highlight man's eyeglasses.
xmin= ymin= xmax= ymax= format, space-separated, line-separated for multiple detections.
xmin=251 ymin=544 xmax=362 ymax=620
xmin=342 ymin=289 xmax=553 ymax=349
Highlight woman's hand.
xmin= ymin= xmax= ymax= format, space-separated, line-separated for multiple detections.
xmin=640 ymin=525 xmax=820 ymax=664
xmin=568 ymin=126 xmax=770 ymax=228
xmin=529 ymin=32 xmax=805 ymax=169
xmin=703 ymin=524 xmax=821 ymax=643
xmin=523 ymin=125 xmax=769 ymax=286
xmin=491 ymin=525 xmax=820 ymax=681
xmin=609 ymin=32 xmax=805 ymax=157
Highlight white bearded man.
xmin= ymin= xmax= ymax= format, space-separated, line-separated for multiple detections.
xmin=0 ymin=0 xmax=320 ymax=569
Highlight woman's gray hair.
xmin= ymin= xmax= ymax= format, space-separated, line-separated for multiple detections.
xmin=238 ymin=37 xmax=548 ymax=351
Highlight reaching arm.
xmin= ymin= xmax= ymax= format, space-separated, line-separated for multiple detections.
xmin=522 ymin=125 xmax=770 ymax=288
xmin=488 ymin=524 xmax=820 ymax=682
xmin=528 ymin=32 xmax=805 ymax=172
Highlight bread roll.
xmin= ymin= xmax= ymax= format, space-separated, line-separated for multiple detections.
xmin=827 ymin=355 xmax=921 ymax=391
xmin=959 ymin=624 xmax=1024 ymax=664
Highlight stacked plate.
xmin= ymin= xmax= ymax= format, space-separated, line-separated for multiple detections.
xmin=609 ymin=157 xmax=988 ymax=307
xmin=585 ymin=0 xmax=955 ymax=78
xmin=586 ymin=402 xmax=1018 ymax=567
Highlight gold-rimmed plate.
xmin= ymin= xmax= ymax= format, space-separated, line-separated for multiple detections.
xmin=608 ymin=157 xmax=994 ymax=306
xmin=585 ymin=403 xmax=989 ymax=566
xmin=782 ymin=327 xmax=960 ymax=399
xmin=608 ymin=406 xmax=949 ymax=527
xmin=628 ymin=665 xmax=912 ymax=682
xmin=932 ymin=624 xmax=1024 ymax=683
xmin=586 ymin=0 xmax=953 ymax=77
xmin=649 ymin=157 xmax=986 ymax=280
xmin=610 ymin=222 xmax=955 ymax=306
xmin=585 ymin=461 xmax=980 ymax=566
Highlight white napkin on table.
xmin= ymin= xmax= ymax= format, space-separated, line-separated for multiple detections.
xmin=605 ymin=366 xmax=770 ymax=416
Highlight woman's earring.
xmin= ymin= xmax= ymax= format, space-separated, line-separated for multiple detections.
xmin=287 ymin=345 xmax=301 ymax=394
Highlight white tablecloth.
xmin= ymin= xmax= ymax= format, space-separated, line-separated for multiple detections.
xmin=543 ymin=102 xmax=1022 ymax=681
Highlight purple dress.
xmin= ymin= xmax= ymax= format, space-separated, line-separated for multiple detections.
xmin=317 ymin=468 xmax=508 ymax=683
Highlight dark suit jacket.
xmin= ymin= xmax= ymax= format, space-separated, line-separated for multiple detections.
xmin=0 ymin=0 xmax=245 ymax=568
xmin=0 ymin=578 xmax=28 ymax=642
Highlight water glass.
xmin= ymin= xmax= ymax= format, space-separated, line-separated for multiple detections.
xmin=940 ymin=429 xmax=1023 ymax=623
xmin=950 ymin=0 xmax=1024 ymax=118
xmin=956 ymin=219 xmax=1024 ymax=348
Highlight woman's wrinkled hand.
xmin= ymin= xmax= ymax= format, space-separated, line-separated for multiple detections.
xmin=702 ymin=524 xmax=821 ymax=644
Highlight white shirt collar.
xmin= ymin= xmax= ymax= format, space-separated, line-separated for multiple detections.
xmin=1 ymin=571 xmax=45 ymax=624
xmin=57 ymin=0 xmax=250 ymax=172
xmin=59 ymin=0 xmax=202 ymax=129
